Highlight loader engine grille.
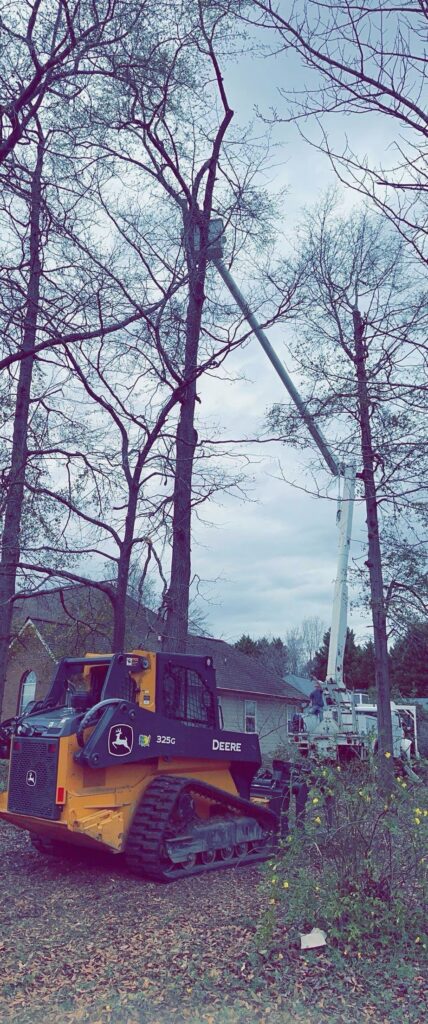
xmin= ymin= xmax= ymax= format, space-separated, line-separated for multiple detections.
xmin=8 ymin=737 xmax=61 ymax=820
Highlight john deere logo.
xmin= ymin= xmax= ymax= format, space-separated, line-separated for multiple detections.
xmin=139 ymin=734 xmax=151 ymax=748
xmin=26 ymin=770 xmax=37 ymax=787
xmin=108 ymin=724 xmax=133 ymax=757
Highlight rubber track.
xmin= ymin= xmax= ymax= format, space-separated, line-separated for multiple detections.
xmin=125 ymin=775 xmax=277 ymax=882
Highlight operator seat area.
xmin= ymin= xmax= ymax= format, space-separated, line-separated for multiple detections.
xmin=67 ymin=665 xmax=107 ymax=711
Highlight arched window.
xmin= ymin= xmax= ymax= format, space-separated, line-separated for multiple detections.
xmin=17 ymin=670 xmax=37 ymax=715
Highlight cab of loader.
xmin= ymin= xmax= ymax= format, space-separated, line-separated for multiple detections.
xmin=0 ymin=650 xmax=221 ymax=759
xmin=44 ymin=653 xmax=140 ymax=711
xmin=56 ymin=651 xmax=219 ymax=728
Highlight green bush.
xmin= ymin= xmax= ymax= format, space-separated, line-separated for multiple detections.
xmin=260 ymin=760 xmax=428 ymax=953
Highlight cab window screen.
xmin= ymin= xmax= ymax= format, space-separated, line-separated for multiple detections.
xmin=163 ymin=666 xmax=216 ymax=727
xmin=163 ymin=668 xmax=186 ymax=720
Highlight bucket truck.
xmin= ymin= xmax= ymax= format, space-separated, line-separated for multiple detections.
xmin=204 ymin=219 xmax=417 ymax=767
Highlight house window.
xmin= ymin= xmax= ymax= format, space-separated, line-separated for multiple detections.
xmin=17 ymin=670 xmax=37 ymax=715
xmin=217 ymin=700 xmax=224 ymax=729
xmin=244 ymin=699 xmax=257 ymax=733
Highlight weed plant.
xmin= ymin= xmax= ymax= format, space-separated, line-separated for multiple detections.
xmin=260 ymin=759 xmax=428 ymax=954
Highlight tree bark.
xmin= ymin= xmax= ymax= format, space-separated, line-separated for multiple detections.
xmin=152 ymin=26 xmax=233 ymax=654
xmin=162 ymin=210 xmax=206 ymax=652
xmin=353 ymin=307 xmax=394 ymax=789
xmin=112 ymin=481 xmax=140 ymax=652
xmin=0 ymin=141 xmax=44 ymax=714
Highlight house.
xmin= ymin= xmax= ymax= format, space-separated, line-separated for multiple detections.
xmin=3 ymin=586 xmax=304 ymax=757
xmin=184 ymin=636 xmax=304 ymax=754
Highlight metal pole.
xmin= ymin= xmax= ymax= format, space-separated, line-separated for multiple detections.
xmin=213 ymin=256 xmax=339 ymax=478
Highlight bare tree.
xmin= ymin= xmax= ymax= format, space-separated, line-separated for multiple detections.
xmin=0 ymin=124 xmax=46 ymax=710
xmin=383 ymin=518 xmax=428 ymax=636
xmin=0 ymin=0 xmax=303 ymax=720
xmin=6 ymin=181 xmax=257 ymax=663
xmin=0 ymin=115 xmax=182 ymax=709
xmin=248 ymin=0 xmax=428 ymax=262
xmin=0 ymin=1 xmax=138 ymax=163
xmin=300 ymin=615 xmax=325 ymax=668
xmin=95 ymin=0 xmax=293 ymax=651
xmin=285 ymin=627 xmax=305 ymax=676
xmin=267 ymin=195 xmax=427 ymax=785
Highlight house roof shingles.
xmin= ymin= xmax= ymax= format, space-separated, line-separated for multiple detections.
xmin=11 ymin=585 xmax=302 ymax=704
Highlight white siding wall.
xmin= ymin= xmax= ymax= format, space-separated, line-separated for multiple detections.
xmin=219 ymin=692 xmax=293 ymax=758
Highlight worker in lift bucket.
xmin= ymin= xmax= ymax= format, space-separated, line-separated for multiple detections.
xmin=309 ymin=680 xmax=325 ymax=723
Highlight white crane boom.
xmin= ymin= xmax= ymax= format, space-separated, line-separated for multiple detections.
xmin=203 ymin=219 xmax=355 ymax=689
xmin=326 ymin=464 xmax=355 ymax=690
xmin=212 ymin=249 xmax=339 ymax=478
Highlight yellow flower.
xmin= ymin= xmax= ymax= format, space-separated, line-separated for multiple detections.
xmin=423 ymin=810 xmax=428 ymax=817
xmin=414 ymin=817 xmax=421 ymax=825
xmin=314 ymin=816 xmax=322 ymax=825
xmin=271 ymin=877 xmax=278 ymax=884
xmin=415 ymin=936 xmax=421 ymax=944
xmin=283 ymin=881 xmax=289 ymax=889
xmin=269 ymin=898 xmax=276 ymax=905
xmin=415 ymin=808 xmax=422 ymax=815
xmin=384 ymin=751 xmax=392 ymax=759
xmin=312 ymin=797 xmax=319 ymax=805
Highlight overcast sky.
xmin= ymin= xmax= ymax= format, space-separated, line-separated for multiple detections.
xmin=192 ymin=324 xmax=369 ymax=645
xmin=186 ymin=31 xmax=394 ymax=646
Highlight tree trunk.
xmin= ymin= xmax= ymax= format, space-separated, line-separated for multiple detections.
xmin=0 ymin=142 xmax=44 ymax=715
xmin=111 ymin=482 xmax=140 ymax=652
xmin=162 ymin=211 xmax=206 ymax=652
xmin=353 ymin=307 xmax=394 ymax=789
